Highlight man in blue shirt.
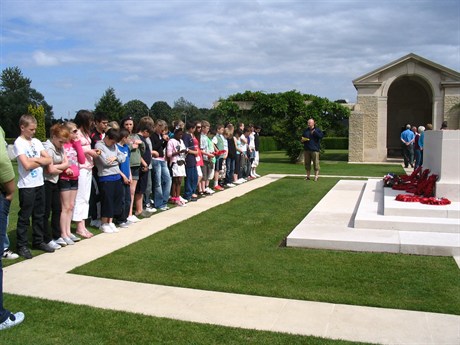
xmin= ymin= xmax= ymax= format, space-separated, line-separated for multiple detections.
xmin=400 ymin=124 xmax=415 ymax=168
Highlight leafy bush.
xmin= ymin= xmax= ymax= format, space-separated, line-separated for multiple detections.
xmin=259 ymin=136 xmax=279 ymax=152
xmin=322 ymin=137 xmax=348 ymax=150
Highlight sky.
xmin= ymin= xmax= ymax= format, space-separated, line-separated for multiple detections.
xmin=1 ymin=0 xmax=459 ymax=119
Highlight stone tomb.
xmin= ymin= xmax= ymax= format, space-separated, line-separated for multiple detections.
xmin=423 ymin=130 xmax=460 ymax=202
xmin=286 ymin=179 xmax=460 ymax=257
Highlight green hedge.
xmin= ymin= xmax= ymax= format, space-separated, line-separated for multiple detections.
xmin=322 ymin=137 xmax=348 ymax=150
xmin=258 ymin=136 xmax=348 ymax=152
xmin=259 ymin=136 xmax=279 ymax=152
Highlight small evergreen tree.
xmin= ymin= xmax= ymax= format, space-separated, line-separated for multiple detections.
xmin=94 ymin=87 xmax=124 ymax=121
xmin=28 ymin=104 xmax=46 ymax=141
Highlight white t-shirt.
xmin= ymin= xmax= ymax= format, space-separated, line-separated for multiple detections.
xmin=14 ymin=136 xmax=45 ymax=188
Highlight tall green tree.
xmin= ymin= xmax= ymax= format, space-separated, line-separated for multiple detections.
xmin=94 ymin=87 xmax=124 ymax=121
xmin=218 ymin=90 xmax=350 ymax=162
xmin=0 ymin=66 xmax=53 ymax=137
xmin=215 ymin=100 xmax=241 ymax=126
xmin=150 ymin=101 xmax=173 ymax=123
xmin=172 ymin=97 xmax=201 ymax=124
xmin=122 ymin=99 xmax=149 ymax=122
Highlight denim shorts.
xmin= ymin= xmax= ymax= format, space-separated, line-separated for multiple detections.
xmin=130 ymin=167 xmax=140 ymax=181
xmin=59 ymin=179 xmax=78 ymax=191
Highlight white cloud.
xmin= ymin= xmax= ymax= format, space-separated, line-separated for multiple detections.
xmin=32 ymin=50 xmax=60 ymax=66
xmin=2 ymin=0 xmax=459 ymax=117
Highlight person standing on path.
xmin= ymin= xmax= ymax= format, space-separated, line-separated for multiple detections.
xmin=301 ymin=118 xmax=324 ymax=182
xmin=400 ymin=124 xmax=415 ymax=168
xmin=0 ymin=126 xmax=25 ymax=330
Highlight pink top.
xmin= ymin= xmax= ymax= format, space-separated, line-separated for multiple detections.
xmin=60 ymin=140 xmax=85 ymax=181
xmin=193 ymin=137 xmax=204 ymax=167
xmin=77 ymin=129 xmax=94 ymax=171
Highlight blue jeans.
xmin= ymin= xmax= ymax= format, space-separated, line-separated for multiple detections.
xmin=0 ymin=192 xmax=12 ymax=322
xmin=225 ymin=157 xmax=235 ymax=184
xmin=184 ymin=166 xmax=198 ymax=200
xmin=414 ymin=149 xmax=423 ymax=169
xmin=152 ymin=160 xmax=172 ymax=208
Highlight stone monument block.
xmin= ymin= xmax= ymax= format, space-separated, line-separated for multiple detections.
xmin=423 ymin=130 xmax=460 ymax=201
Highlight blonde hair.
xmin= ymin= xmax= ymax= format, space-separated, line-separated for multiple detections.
xmin=64 ymin=121 xmax=77 ymax=131
xmin=19 ymin=114 xmax=37 ymax=128
xmin=108 ymin=121 xmax=120 ymax=130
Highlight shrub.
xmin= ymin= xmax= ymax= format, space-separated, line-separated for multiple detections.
xmin=322 ymin=137 xmax=348 ymax=150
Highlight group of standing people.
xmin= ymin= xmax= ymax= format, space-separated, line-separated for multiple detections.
xmin=1 ymin=111 xmax=263 ymax=262
xmin=400 ymin=121 xmax=449 ymax=169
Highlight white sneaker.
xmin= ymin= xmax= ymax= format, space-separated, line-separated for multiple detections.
xmin=140 ymin=210 xmax=153 ymax=218
xmin=237 ymin=178 xmax=246 ymax=183
xmin=0 ymin=312 xmax=25 ymax=330
xmin=159 ymin=206 xmax=169 ymax=211
xmin=69 ymin=234 xmax=81 ymax=242
xmin=254 ymin=173 xmax=261 ymax=178
xmin=99 ymin=223 xmax=114 ymax=233
xmin=55 ymin=237 xmax=68 ymax=247
xmin=127 ymin=215 xmax=141 ymax=223
xmin=90 ymin=219 xmax=102 ymax=228
xmin=47 ymin=240 xmax=61 ymax=250
xmin=109 ymin=222 xmax=119 ymax=233
xmin=145 ymin=206 xmax=157 ymax=213
xmin=233 ymin=180 xmax=243 ymax=185
xmin=179 ymin=196 xmax=188 ymax=203
xmin=118 ymin=222 xmax=130 ymax=228
xmin=63 ymin=237 xmax=75 ymax=245
xmin=205 ymin=187 xmax=215 ymax=194
xmin=2 ymin=249 xmax=19 ymax=260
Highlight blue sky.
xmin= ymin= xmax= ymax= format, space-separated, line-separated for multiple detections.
xmin=1 ymin=0 xmax=459 ymax=119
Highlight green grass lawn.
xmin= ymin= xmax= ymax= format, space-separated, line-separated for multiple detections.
xmin=257 ymin=151 xmax=405 ymax=177
xmin=72 ymin=177 xmax=460 ymax=315
xmin=3 ymin=150 xmax=447 ymax=344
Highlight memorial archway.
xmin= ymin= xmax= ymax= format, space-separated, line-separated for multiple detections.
xmin=345 ymin=54 xmax=459 ymax=162
xmin=386 ymin=76 xmax=433 ymax=157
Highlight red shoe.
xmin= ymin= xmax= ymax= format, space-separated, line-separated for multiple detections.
xmin=214 ymin=185 xmax=224 ymax=191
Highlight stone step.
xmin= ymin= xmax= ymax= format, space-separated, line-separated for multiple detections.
xmin=384 ymin=187 xmax=459 ymax=219
xmin=353 ymin=179 xmax=460 ymax=233
xmin=286 ymin=180 xmax=460 ymax=257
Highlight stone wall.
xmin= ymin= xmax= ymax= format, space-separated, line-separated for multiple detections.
xmin=348 ymin=96 xmax=378 ymax=162
xmin=349 ymin=110 xmax=364 ymax=162
xmin=444 ymin=95 xmax=460 ymax=129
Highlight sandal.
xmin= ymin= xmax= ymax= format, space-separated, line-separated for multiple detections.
xmin=76 ymin=229 xmax=93 ymax=238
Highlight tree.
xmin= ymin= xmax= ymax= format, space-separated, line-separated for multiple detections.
xmin=217 ymin=90 xmax=350 ymax=162
xmin=94 ymin=87 xmax=124 ymax=121
xmin=28 ymin=104 xmax=46 ymax=142
xmin=150 ymin=101 xmax=172 ymax=122
xmin=0 ymin=66 xmax=53 ymax=137
xmin=215 ymin=100 xmax=241 ymax=126
xmin=172 ymin=97 xmax=202 ymax=124
xmin=122 ymin=99 xmax=149 ymax=122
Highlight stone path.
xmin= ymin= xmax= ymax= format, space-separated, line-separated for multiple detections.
xmin=4 ymin=174 xmax=459 ymax=344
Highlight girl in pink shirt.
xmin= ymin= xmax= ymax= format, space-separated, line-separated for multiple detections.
xmin=59 ymin=122 xmax=85 ymax=245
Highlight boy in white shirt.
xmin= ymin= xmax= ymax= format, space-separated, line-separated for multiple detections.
xmin=14 ymin=115 xmax=52 ymax=259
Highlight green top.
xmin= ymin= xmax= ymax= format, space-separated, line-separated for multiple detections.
xmin=128 ymin=133 xmax=145 ymax=167
xmin=0 ymin=127 xmax=15 ymax=184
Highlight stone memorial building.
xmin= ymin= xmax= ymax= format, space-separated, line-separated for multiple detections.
xmin=349 ymin=53 xmax=460 ymax=162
